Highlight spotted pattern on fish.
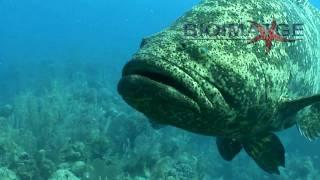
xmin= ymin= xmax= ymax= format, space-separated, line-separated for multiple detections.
xmin=119 ymin=0 xmax=320 ymax=139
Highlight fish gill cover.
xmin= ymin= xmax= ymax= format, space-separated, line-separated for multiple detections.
xmin=0 ymin=0 xmax=319 ymax=180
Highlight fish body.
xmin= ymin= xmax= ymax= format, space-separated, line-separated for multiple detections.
xmin=118 ymin=0 xmax=320 ymax=174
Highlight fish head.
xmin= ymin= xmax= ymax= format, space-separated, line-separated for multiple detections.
xmin=118 ymin=31 xmax=237 ymax=135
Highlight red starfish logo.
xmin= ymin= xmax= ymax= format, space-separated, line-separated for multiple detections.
xmin=248 ymin=19 xmax=298 ymax=54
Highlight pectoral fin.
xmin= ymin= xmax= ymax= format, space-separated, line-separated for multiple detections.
xmin=277 ymin=95 xmax=320 ymax=140
xmin=277 ymin=94 xmax=320 ymax=118
xmin=216 ymin=137 xmax=242 ymax=161
xmin=243 ymin=133 xmax=285 ymax=175
xmin=297 ymin=102 xmax=320 ymax=140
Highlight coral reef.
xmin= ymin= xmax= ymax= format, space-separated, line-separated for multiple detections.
xmin=0 ymin=104 xmax=13 ymax=118
xmin=0 ymin=64 xmax=319 ymax=179
xmin=9 ymin=151 xmax=39 ymax=179
xmin=49 ymin=169 xmax=79 ymax=180
xmin=0 ymin=167 xmax=19 ymax=180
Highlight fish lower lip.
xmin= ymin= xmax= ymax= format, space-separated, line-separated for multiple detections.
xmin=118 ymin=74 xmax=201 ymax=125
xmin=122 ymin=61 xmax=196 ymax=101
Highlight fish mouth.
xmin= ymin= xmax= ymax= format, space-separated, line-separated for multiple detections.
xmin=117 ymin=57 xmax=202 ymax=124
xmin=121 ymin=61 xmax=196 ymax=101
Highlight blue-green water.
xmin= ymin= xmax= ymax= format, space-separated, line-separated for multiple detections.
xmin=0 ymin=0 xmax=319 ymax=179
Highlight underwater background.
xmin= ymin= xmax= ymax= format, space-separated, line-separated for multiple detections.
xmin=0 ymin=0 xmax=320 ymax=179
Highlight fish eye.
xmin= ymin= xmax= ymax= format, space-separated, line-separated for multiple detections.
xmin=181 ymin=42 xmax=187 ymax=48
xmin=176 ymin=42 xmax=188 ymax=51
xmin=140 ymin=38 xmax=148 ymax=48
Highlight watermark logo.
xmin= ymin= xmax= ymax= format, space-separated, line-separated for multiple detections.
xmin=184 ymin=19 xmax=304 ymax=54
xmin=248 ymin=19 xmax=301 ymax=54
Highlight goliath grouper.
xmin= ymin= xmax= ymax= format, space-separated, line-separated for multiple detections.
xmin=118 ymin=0 xmax=320 ymax=174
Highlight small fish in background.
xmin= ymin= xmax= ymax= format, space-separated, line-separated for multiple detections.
xmin=118 ymin=0 xmax=320 ymax=175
